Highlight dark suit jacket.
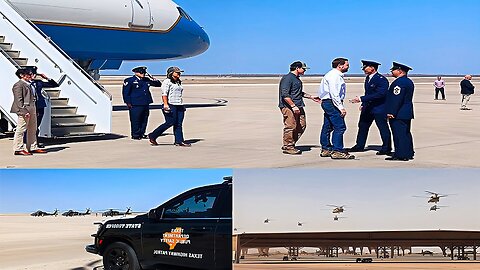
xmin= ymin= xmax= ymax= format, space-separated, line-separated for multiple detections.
xmin=385 ymin=76 xmax=415 ymax=120
xmin=460 ymin=79 xmax=475 ymax=95
xmin=361 ymin=73 xmax=389 ymax=114
xmin=10 ymin=80 xmax=36 ymax=116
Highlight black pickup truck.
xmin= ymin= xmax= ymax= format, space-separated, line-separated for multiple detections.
xmin=86 ymin=178 xmax=232 ymax=270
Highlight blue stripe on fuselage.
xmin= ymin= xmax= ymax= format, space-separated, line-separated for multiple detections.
xmin=35 ymin=18 xmax=209 ymax=61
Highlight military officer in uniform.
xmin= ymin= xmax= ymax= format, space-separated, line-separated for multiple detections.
xmin=25 ymin=66 xmax=59 ymax=148
xmin=349 ymin=60 xmax=391 ymax=155
xmin=122 ymin=66 xmax=162 ymax=140
xmin=384 ymin=62 xmax=415 ymax=161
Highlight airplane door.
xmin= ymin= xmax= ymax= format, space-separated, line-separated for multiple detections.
xmin=130 ymin=0 xmax=152 ymax=28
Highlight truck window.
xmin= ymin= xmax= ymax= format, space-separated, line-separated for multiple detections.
xmin=163 ymin=189 xmax=221 ymax=218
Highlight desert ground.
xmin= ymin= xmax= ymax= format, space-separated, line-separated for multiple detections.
xmin=1 ymin=76 xmax=479 ymax=168
xmin=0 ymin=214 xmax=103 ymax=270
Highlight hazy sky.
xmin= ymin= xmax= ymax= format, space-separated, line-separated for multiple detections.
xmin=0 ymin=169 xmax=231 ymax=213
xmin=234 ymin=169 xmax=480 ymax=233
xmin=110 ymin=0 xmax=480 ymax=75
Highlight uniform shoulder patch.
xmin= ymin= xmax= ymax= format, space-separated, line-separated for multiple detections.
xmin=393 ymin=86 xmax=401 ymax=95
xmin=124 ymin=81 xmax=129 ymax=86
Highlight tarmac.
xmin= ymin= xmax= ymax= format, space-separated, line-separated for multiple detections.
xmin=1 ymin=76 xmax=479 ymax=168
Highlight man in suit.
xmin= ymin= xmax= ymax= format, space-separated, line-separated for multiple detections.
xmin=349 ymin=60 xmax=391 ymax=155
xmin=10 ymin=68 xmax=47 ymax=155
xmin=25 ymin=66 xmax=59 ymax=148
xmin=122 ymin=66 xmax=162 ymax=140
xmin=384 ymin=62 xmax=415 ymax=161
xmin=460 ymin=75 xmax=475 ymax=110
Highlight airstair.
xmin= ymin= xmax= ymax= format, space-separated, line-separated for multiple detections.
xmin=0 ymin=0 xmax=111 ymax=138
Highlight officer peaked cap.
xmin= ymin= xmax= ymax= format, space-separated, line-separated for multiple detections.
xmin=361 ymin=60 xmax=381 ymax=69
xmin=23 ymin=66 xmax=38 ymax=74
xmin=390 ymin=62 xmax=412 ymax=72
xmin=132 ymin=66 xmax=147 ymax=73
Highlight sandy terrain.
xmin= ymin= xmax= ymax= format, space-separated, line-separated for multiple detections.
xmin=1 ymin=76 xmax=479 ymax=168
xmin=0 ymin=215 xmax=103 ymax=270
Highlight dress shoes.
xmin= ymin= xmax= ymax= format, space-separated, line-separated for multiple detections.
xmin=30 ymin=149 xmax=47 ymax=154
xmin=141 ymin=135 xmax=148 ymax=139
xmin=347 ymin=145 xmax=365 ymax=152
xmin=132 ymin=137 xmax=142 ymax=140
xmin=385 ymin=156 xmax=409 ymax=161
xmin=376 ymin=150 xmax=392 ymax=156
xmin=14 ymin=150 xmax=32 ymax=156
xmin=148 ymin=135 xmax=158 ymax=146
xmin=38 ymin=143 xmax=45 ymax=148
xmin=174 ymin=142 xmax=192 ymax=147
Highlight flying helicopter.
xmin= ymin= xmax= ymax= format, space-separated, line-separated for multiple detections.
xmin=333 ymin=215 xmax=347 ymax=221
xmin=327 ymin=205 xmax=346 ymax=214
xmin=297 ymin=222 xmax=304 ymax=227
xmin=264 ymin=218 xmax=271 ymax=224
xmin=62 ymin=208 xmax=91 ymax=217
xmin=413 ymin=191 xmax=455 ymax=204
xmin=31 ymin=209 xmax=58 ymax=217
xmin=102 ymin=207 xmax=132 ymax=217
xmin=429 ymin=205 xmax=448 ymax=211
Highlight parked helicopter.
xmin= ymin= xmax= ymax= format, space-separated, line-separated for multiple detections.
xmin=31 ymin=209 xmax=58 ymax=217
xmin=101 ymin=207 xmax=132 ymax=217
xmin=62 ymin=208 xmax=91 ymax=217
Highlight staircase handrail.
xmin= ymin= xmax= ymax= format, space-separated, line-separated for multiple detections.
xmin=1 ymin=0 xmax=112 ymax=101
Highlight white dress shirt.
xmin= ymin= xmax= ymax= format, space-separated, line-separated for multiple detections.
xmin=318 ymin=68 xmax=346 ymax=110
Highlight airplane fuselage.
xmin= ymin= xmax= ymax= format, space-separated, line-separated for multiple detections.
xmin=9 ymin=0 xmax=209 ymax=69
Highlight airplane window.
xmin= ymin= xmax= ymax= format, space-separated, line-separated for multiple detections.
xmin=164 ymin=189 xmax=220 ymax=218
xmin=177 ymin=7 xmax=193 ymax=21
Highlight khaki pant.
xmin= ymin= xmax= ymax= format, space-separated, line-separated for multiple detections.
xmin=461 ymin=94 xmax=471 ymax=109
xmin=281 ymin=107 xmax=306 ymax=149
xmin=13 ymin=113 xmax=38 ymax=152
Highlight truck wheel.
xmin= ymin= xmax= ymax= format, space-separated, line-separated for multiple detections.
xmin=103 ymin=242 xmax=140 ymax=270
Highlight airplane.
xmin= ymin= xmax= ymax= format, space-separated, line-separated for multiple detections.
xmin=8 ymin=0 xmax=210 ymax=77
xmin=264 ymin=218 xmax=271 ymax=224
xmin=62 ymin=208 xmax=91 ymax=217
xmin=297 ymin=222 xmax=303 ymax=227
xmin=327 ymin=205 xmax=346 ymax=214
xmin=102 ymin=207 xmax=132 ymax=217
xmin=31 ymin=209 xmax=58 ymax=217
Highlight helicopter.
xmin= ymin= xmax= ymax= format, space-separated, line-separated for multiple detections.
xmin=62 ymin=208 xmax=91 ymax=217
xmin=413 ymin=191 xmax=452 ymax=204
xmin=31 ymin=209 xmax=58 ymax=217
xmin=297 ymin=222 xmax=304 ymax=227
xmin=333 ymin=215 xmax=347 ymax=221
xmin=102 ymin=207 xmax=132 ymax=217
xmin=430 ymin=205 xmax=447 ymax=211
xmin=264 ymin=218 xmax=271 ymax=224
xmin=327 ymin=205 xmax=346 ymax=214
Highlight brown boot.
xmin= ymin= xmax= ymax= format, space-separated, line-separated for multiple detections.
xmin=320 ymin=149 xmax=332 ymax=157
xmin=283 ymin=148 xmax=301 ymax=155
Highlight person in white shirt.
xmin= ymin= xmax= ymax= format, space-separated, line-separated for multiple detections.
xmin=434 ymin=76 xmax=446 ymax=100
xmin=148 ymin=66 xmax=191 ymax=147
xmin=318 ymin=57 xmax=354 ymax=159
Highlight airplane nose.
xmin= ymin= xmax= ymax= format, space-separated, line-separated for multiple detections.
xmin=176 ymin=18 xmax=210 ymax=57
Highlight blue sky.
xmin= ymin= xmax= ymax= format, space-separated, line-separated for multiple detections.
xmin=0 ymin=169 xmax=231 ymax=213
xmin=234 ymin=169 xmax=480 ymax=232
xmin=113 ymin=0 xmax=480 ymax=75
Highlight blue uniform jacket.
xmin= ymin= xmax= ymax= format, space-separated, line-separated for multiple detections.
xmin=385 ymin=76 xmax=414 ymax=119
xmin=361 ymin=73 xmax=389 ymax=114
xmin=122 ymin=76 xmax=162 ymax=106
xmin=32 ymin=79 xmax=60 ymax=109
